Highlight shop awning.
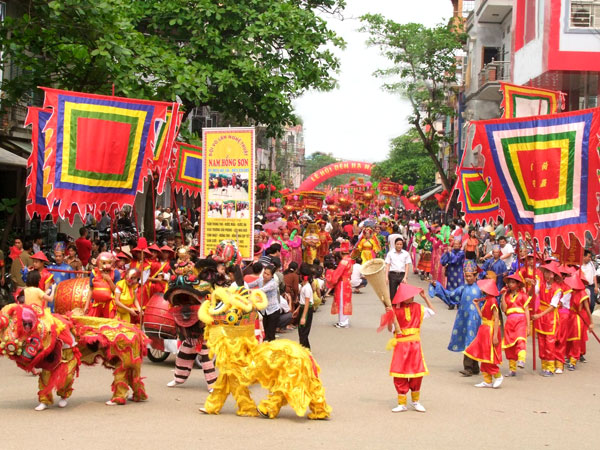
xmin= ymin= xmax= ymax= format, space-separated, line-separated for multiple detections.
xmin=0 ymin=147 xmax=28 ymax=167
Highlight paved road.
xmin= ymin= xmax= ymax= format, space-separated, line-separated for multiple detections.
xmin=1 ymin=277 xmax=599 ymax=449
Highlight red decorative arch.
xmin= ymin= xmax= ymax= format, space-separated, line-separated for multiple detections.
xmin=297 ymin=161 xmax=373 ymax=191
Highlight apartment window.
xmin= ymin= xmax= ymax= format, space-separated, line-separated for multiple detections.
xmin=482 ymin=47 xmax=500 ymax=67
xmin=570 ymin=0 xmax=600 ymax=28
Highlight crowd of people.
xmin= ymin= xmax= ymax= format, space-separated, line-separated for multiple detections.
xmin=1 ymin=204 xmax=598 ymax=414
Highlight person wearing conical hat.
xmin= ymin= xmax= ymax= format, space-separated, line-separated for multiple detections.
xmin=501 ymin=274 xmax=530 ymax=377
xmin=465 ymin=279 xmax=503 ymax=388
xmin=24 ymin=251 xmax=54 ymax=293
xmin=429 ymin=259 xmax=483 ymax=376
xmin=531 ymin=262 xmax=563 ymax=376
xmin=564 ymin=274 xmax=592 ymax=370
xmin=553 ymin=265 xmax=574 ymax=374
xmin=385 ymin=283 xmax=435 ymax=413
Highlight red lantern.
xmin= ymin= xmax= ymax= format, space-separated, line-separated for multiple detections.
xmin=270 ymin=184 xmax=276 ymax=191
xmin=267 ymin=206 xmax=279 ymax=213
xmin=283 ymin=204 xmax=294 ymax=213
xmin=258 ymin=183 xmax=266 ymax=190
xmin=270 ymin=198 xmax=276 ymax=204
xmin=327 ymin=204 xmax=339 ymax=214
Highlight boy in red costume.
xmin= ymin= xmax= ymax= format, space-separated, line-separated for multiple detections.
xmin=385 ymin=283 xmax=435 ymax=413
xmin=27 ymin=251 xmax=54 ymax=292
xmin=465 ymin=279 xmax=503 ymax=388
xmin=501 ymin=274 xmax=530 ymax=377
xmin=328 ymin=240 xmax=354 ymax=328
xmin=565 ymin=274 xmax=593 ymax=370
xmin=531 ymin=262 xmax=563 ymax=376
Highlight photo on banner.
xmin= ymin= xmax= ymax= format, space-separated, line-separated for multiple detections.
xmin=201 ymin=128 xmax=255 ymax=258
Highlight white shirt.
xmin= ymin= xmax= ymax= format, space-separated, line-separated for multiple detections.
xmin=581 ymin=262 xmax=595 ymax=286
xmin=385 ymin=249 xmax=412 ymax=273
xmin=500 ymin=243 xmax=514 ymax=269
xmin=279 ymin=295 xmax=291 ymax=313
xmin=325 ymin=222 xmax=333 ymax=233
xmin=300 ymin=283 xmax=313 ymax=306
xmin=350 ymin=263 xmax=363 ymax=288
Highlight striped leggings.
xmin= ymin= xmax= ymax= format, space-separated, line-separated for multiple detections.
xmin=174 ymin=339 xmax=217 ymax=389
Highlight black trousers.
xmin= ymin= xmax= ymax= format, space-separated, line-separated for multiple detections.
xmin=463 ymin=354 xmax=480 ymax=374
xmin=297 ymin=305 xmax=314 ymax=350
xmin=263 ymin=309 xmax=281 ymax=342
xmin=388 ymin=271 xmax=405 ymax=300
xmin=587 ymin=285 xmax=597 ymax=312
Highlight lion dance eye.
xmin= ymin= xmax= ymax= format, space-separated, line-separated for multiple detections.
xmin=226 ymin=310 xmax=239 ymax=324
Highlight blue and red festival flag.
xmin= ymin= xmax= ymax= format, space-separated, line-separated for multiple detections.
xmin=40 ymin=87 xmax=176 ymax=220
xmin=171 ymin=142 xmax=203 ymax=197
xmin=473 ymin=107 xmax=600 ymax=247
xmin=151 ymin=105 xmax=183 ymax=195
xmin=453 ymin=167 xmax=499 ymax=225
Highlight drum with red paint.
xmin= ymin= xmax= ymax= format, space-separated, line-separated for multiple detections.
xmin=142 ymin=293 xmax=176 ymax=339
xmin=54 ymin=278 xmax=91 ymax=315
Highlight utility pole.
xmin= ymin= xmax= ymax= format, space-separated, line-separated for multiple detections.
xmin=266 ymin=141 xmax=274 ymax=208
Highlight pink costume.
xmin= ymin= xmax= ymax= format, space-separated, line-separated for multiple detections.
xmin=431 ymin=238 xmax=447 ymax=288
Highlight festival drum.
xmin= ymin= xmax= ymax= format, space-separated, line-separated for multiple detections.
xmin=142 ymin=293 xmax=176 ymax=340
xmin=54 ymin=277 xmax=91 ymax=315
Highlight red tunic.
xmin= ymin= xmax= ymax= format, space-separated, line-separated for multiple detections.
xmin=464 ymin=296 xmax=502 ymax=364
xmin=389 ymin=302 xmax=428 ymax=378
xmin=567 ymin=289 xmax=589 ymax=342
xmin=534 ymin=282 xmax=561 ymax=335
xmin=39 ymin=268 xmax=54 ymax=291
xmin=317 ymin=231 xmax=332 ymax=259
xmin=329 ymin=256 xmax=353 ymax=316
xmin=502 ymin=291 xmax=530 ymax=349
xmin=89 ymin=268 xmax=117 ymax=318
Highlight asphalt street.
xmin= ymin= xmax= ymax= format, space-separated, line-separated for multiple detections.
xmin=1 ymin=276 xmax=599 ymax=450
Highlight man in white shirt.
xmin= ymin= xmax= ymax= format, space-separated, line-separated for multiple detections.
xmin=350 ymin=257 xmax=368 ymax=293
xmin=387 ymin=224 xmax=402 ymax=250
xmin=581 ymin=250 xmax=598 ymax=312
xmin=498 ymin=236 xmax=514 ymax=270
xmin=385 ymin=238 xmax=412 ymax=300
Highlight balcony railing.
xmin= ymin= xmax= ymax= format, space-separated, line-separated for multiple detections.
xmin=478 ymin=60 xmax=510 ymax=89
xmin=570 ymin=1 xmax=600 ymax=29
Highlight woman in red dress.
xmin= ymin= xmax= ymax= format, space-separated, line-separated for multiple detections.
xmin=386 ymin=283 xmax=435 ymax=413
xmin=464 ymin=279 xmax=503 ymax=388
xmin=501 ymin=274 xmax=530 ymax=377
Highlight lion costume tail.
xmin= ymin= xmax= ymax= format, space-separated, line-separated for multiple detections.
xmin=252 ymin=339 xmax=331 ymax=419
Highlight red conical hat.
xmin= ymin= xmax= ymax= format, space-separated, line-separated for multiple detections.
xmin=565 ymin=274 xmax=585 ymax=291
xmin=30 ymin=251 xmax=49 ymax=263
xmin=392 ymin=284 xmax=423 ymax=304
xmin=477 ymin=279 xmax=499 ymax=297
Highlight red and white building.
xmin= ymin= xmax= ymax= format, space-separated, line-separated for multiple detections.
xmin=512 ymin=0 xmax=600 ymax=109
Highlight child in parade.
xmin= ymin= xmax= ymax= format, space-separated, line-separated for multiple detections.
xmin=554 ymin=265 xmax=574 ymax=373
xmin=429 ymin=260 xmax=482 ymax=376
xmin=114 ymin=268 xmax=142 ymax=323
xmin=564 ymin=274 xmax=593 ymax=370
xmin=465 ymin=279 xmax=503 ymax=388
xmin=501 ymin=274 xmax=530 ymax=376
xmin=298 ymin=263 xmax=315 ymax=350
xmin=385 ymin=283 xmax=435 ymax=413
xmin=531 ymin=262 xmax=563 ymax=376
xmin=23 ymin=270 xmax=53 ymax=309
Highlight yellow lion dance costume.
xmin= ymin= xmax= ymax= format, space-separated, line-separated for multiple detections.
xmin=198 ymin=286 xmax=331 ymax=419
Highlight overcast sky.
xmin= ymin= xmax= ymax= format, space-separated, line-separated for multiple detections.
xmin=294 ymin=0 xmax=453 ymax=162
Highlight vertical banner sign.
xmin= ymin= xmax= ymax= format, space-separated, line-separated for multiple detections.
xmin=201 ymin=127 xmax=255 ymax=258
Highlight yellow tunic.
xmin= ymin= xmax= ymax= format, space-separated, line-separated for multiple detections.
xmin=115 ymin=279 xmax=138 ymax=323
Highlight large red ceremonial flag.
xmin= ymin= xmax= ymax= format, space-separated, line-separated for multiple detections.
xmin=40 ymin=88 xmax=175 ymax=220
xmin=473 ymin=107 xmax=600 ymax=247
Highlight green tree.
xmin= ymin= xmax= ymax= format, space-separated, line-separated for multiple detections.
xmin=371 ymin=131 xmax=436 ymax=192
xmin=0 ymin=0 xmax=346 ymax=134
xmin=303 ymin=152 xmax=360 ymax=188
xmin=360 ymin=15 xmax=464 ymax=190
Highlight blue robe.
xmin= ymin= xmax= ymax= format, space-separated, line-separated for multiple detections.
xmin=440 ymin=249 xmax=465 ymax=290
xmin=478 ymin=258 xmax=506 ymax=293
xmin=429 ymin=282 xmax=482 ymax=352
